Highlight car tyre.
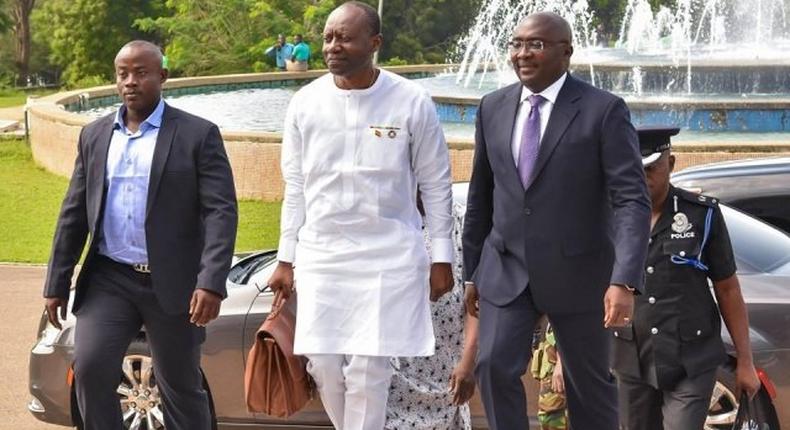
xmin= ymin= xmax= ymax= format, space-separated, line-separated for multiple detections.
xmin=73 ymin=341 xmax=217 ymax=430
xmin=706 ymin=361 xmax=780 ymax=430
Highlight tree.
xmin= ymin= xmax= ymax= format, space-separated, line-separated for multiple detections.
xmin=136 ymin=0 xmax=337 ymax=76
xmin=33 ymin=0 xmax=165 ymax=86
xmin=0 ymin=2 xmax=10 ymax=34
xmin=137 ymin=0 xmax=268 ymax=76
xmin=356 ymin=0 xmax=483 ymax=64
xmin=10 ymin=0 xmax=35 ymax=82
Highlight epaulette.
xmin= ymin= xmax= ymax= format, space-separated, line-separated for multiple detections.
xmin=674 ymin=186 xmax=719 ymax=208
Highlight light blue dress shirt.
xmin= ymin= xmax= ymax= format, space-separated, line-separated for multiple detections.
xmin=98 ymin=99 xmax=165 ymax=264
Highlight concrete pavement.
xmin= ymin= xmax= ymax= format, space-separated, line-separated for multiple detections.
xmin=0 ymin=264 xmax=63 ymax=430
xmin=0 ymin=106 xmax=24 ymax=122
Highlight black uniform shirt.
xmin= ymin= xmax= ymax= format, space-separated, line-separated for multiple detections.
xmin=612 ymin=186 xmax=736 ymax=389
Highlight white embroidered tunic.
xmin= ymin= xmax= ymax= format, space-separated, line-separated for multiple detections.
xmin=277 ymin=70 xmax=454 ymax=357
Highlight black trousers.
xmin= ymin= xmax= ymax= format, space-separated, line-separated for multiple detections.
xmin=475 ymin=288 xmax=618 ymax=430
xmin=72 ymin=256 xmax=211 ymax=430
xmin=617 ymin=368 xmax=716 ymax=430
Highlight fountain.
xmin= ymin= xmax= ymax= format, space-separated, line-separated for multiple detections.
xmin=27 ymin=0 xmax=790 ymax=202
xmin=72 ymin=0 xmax=790 ymax=135
xmin=445 ymin=0 xmax=790 ymax=132
xmin=453 ymin=0 xmax=790 ymax=93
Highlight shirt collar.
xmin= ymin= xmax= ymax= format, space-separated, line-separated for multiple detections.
xmin=114 ymin=98 xmax=166 ymax=132
xmin=519 ymin=72 xmax=568 ymax=105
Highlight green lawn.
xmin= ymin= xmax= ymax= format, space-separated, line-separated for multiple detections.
xmin=0 ymin=138 xmax=281 ymax=263
xmin=0 ymin=92 xmax=26 ymax=108
xmin=0 ymin=88 xmax=59 ymax=108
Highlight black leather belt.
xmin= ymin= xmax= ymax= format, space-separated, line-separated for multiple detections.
xmin=96 ymin=254 xmax=151 ymax=275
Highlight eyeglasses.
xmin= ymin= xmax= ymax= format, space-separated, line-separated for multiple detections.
xmin=507 ymin=39 xmax=567 ymax=53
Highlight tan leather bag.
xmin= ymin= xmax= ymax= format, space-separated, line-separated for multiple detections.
xmin=244 ymin=290 xmax=313 ymax=417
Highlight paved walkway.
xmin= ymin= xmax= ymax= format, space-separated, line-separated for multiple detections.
xmin=0 ymin=106 xmax=24 ymax=122
xmin=0 ymin=264 xmax=62 ymax=430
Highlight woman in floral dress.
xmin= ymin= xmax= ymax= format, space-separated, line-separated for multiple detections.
xmin=385 ymin=201 xmax=478 ymax=430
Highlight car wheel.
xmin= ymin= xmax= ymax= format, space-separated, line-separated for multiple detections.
xmin=705 ymin=363 xmax=780 ymax=429
xmin=74 ymin=341 xmax=216 ymax=430
xmin=117 ymin=342 xmax=165 ymax=429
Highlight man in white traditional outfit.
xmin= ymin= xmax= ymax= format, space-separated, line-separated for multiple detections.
xmin=267 ymin=2 xmax=455 ymax=429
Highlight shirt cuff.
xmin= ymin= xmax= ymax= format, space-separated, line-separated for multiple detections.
xmin=430 ymin=238 xmax=454 ymax=263
xmin=276 ymin=238 xmax=297 ymax=263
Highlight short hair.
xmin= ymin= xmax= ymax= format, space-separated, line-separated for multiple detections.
xmin=117 ymin=40 xmax=164 ymax=68
xmin=341 ymin=1 xmax=381 ymax=36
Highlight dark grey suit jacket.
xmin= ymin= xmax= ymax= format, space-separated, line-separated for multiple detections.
xmin=463 ymin=74 xmax=651 ymax=314
xmin=44 ymin=104 xmax=238 ymax=315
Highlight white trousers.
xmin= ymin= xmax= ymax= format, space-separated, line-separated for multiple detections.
xmin=306 ymin=354 xmax=394 ymax=430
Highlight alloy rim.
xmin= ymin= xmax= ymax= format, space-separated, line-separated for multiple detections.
xmin=705 ymin=381 xmax=739 ymax=429
xmin=117 ymin=354 xmax=165 ymax=430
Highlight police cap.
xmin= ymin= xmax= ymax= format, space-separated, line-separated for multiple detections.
xmin=638 ymin=126 xmax=680 ymax=167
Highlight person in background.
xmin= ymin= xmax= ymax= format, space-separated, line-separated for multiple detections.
xmin=530 ymin=319 xmax=568 ymax=430
xmin=386 ymin=197 xmax=477 ymax=430
xmin=289 ymin=34 xmax=311 ymax=71
xmin=611 ymin=126 xmax=761 ymax=430
xmin=265 ymin=34 xmax=294 ymax=71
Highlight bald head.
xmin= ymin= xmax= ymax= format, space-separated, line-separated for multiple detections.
xmin=518 ymin=12 xmax=573 ymax=45
xmin=115 ymin=40 xmax=164 ymax=71
xmin=114 ymin=40 xmax=167 ymax=116
xmin=509 ymin=11 xmax=574 ymax=92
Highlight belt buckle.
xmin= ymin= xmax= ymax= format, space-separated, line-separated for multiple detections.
xmin=132 ymin=263 xmax=151 ymax=274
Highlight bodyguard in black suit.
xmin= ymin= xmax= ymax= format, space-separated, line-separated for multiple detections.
xmin=43 ymin=41 xmax=238 ymax=430
xmin=463 ymin=13 xmax=651 ymax=429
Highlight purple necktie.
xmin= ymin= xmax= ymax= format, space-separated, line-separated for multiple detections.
xmin=518 ymin=94 xmax=546 ymax=189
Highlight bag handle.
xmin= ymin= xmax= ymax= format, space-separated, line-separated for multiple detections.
xmin=266 ymin=288 xmax=289 ymax=321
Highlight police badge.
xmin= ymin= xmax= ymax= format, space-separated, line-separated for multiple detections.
xmin=671 ymin=213 xmax=693 ymax=234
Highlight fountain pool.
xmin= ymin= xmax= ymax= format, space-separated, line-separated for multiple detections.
xmin=74 ymin=0 xmax=790 ymax=138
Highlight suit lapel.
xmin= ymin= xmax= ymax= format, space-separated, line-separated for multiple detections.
xmin=525 ymin=75 xmax=581 ymax=191
xmin=89 ymin=116 xmax=114 ymax=230
xmin=146 ymin=105 xmax=177 ymax=218
xmin=494 ymin=83 xmax=524 ymax=188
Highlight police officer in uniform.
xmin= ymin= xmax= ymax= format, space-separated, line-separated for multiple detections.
xmin=611 ymin=127 xmax=761 ymax=430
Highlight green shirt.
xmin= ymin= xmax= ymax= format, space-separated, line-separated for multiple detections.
xmin=293 ymin=42 xmax=311 ymax=62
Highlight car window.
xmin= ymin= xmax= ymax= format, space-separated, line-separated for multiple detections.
xmin=722 ymin=205 xmax=790 ymax=275
xmin=228 ymin=252 xmax=277 ymax=286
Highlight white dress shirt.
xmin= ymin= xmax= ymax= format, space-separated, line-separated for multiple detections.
xmin=510 ymin=72 xmax=568 ymax=165
xmin=278 ymin=70 xmax=453 ymax=357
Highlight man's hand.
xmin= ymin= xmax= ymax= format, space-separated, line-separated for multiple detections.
xmin=189 ymin=289 xmax=222 ymax=327
xmin=44 ymin=297 xmax=68 ymax=330
xmin=267 ymin=261 xmax=295 ymax=299
xmin=429 ymin=263 xmax=453 ymax=302
xmin=464 ymin=283 xmax=479 ymax=318
xmin=603 ymin=284 xmax=634 ymax=328
xmin=736 ymin=360 xmax=762 ymax=400
xmin=449 ymin=360 xmax=476 ymax=405
xmin=551 ymin=357 xmax=565 ymax=394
